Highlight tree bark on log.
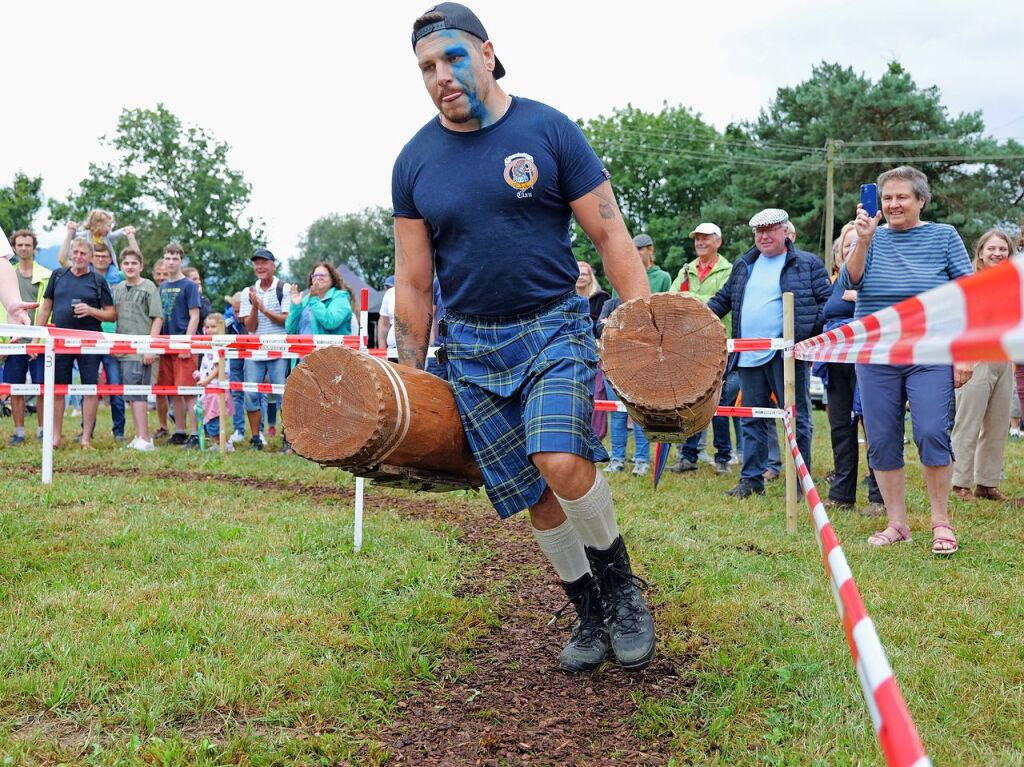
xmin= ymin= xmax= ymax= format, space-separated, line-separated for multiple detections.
xmin=599 ymin=293 xmax=728 ymax=441
xmin=282 ymin=346 xmax=483 ymax=491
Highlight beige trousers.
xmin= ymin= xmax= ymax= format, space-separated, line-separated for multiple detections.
xmin=951 ymin=362 xmax=1012 ymax=488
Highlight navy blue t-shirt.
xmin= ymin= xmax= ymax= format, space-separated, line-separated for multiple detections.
xmin=160 ymin=277 xmax=201 ymax=335
xmin=392 ymin=96 xmax=609 ymax=317
xmin=43 ymin=267 xmax=114 ymax=332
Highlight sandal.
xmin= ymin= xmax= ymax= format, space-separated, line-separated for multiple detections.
xmin=867 ymin=523 xmax=911 ymax=547
xmin=931 ymin=523 xmax=958 ymax=556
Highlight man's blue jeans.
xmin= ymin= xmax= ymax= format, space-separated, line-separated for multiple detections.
xmin=605 ymin=379 xmax=650 ymax=463
xmin=243 ymin=358 xmax=287 ymax=432
xmin=680 ymin=369 xmax=742 ymax=464
xmin=738 ymin=354 xmax=811 ymax=489
xmin=229 ymin=358 xmax=246 ymax=435
xmin=100 ymin=354 xmax=125 ymax=437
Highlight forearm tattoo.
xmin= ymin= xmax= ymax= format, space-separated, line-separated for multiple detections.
xmin=395 ymin=313 xmax=432 ymax=370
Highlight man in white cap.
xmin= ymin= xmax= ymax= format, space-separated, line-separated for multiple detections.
xmin=668 ymin=223 xmax=740 ymax=474
xmin=707 ymin=208 xmax=831 ymax=497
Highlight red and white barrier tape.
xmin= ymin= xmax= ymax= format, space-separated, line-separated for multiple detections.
xmin=727 ymin=337 xmax=788 ymax=352
xmin=0 ymin=387 xmax=785 ymax=420
xmin=793 ymin=255 xmax=1024 ymax=365
xmin=781 ymin=410 xmax=930 ymax=767
xmin=2 ymin=322 xmax=786 ymax=358
xmin=0 ymin=382 xmax=284 ymax=397
xmin=0 ymin=324 xmax=362 ymax=355
xmin=593 ymin=400 xmax=785 ymax=419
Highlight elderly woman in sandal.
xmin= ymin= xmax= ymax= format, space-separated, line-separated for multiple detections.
xmin=840 ymin=166 xmax=973 ymax=555
xmin=950 ymin=230 xmax=1021 ymax=505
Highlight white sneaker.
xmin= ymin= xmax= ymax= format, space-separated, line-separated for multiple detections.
xmin=208 ymin=442 xmax=235 ymax=453
xmin=127 ymin=436 xmax=141 ymax=449
xmin=130 ymin=438 xmax=156 ymax=452
xmin=229 ymin=430 xmax=245 ymax=444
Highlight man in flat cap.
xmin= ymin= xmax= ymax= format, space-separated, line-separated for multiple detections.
xmin=707 ymin=209 xmax=831 ymax=497
xmin=393 ymin=2 xmax=656 ymax=673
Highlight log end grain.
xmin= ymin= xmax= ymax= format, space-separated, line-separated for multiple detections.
xmin=600 ymin=293 xmax=728 ymax=440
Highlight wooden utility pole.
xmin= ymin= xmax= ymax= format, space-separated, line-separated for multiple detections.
xmin=824 ymin=139 xmax=836 ymax=273
xmin=783 ymin=293 xmax=797 ymax=535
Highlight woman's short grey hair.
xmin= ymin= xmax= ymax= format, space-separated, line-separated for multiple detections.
xmin=877 ymin=165 xmax=931 ymax=208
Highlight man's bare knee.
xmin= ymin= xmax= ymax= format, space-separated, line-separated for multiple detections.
xmin=532 ymin=452 xmax=597 ymax=500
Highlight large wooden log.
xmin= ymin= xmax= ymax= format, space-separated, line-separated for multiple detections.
xmin=600 ymin=292 xmax=728 ymax=441
xmin=282 ymin=346 xmax=483 ymax=492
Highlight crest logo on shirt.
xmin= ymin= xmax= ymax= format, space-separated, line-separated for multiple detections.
xmin=503 ymin=152 xmax=539 ymax=198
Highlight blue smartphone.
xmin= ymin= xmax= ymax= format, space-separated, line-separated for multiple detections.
xmin=860 ymin=183 xmax=878 ymax=217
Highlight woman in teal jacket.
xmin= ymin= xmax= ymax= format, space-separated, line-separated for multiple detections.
xmin=285 ymin=262 xmax=354 ymax=336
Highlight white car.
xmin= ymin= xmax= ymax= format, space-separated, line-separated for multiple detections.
xmin=810 ymin=374 xmax=826 ymax=408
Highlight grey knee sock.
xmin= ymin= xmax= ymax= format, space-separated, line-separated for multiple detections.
xmin=532 ymin=520 xmax=591 ymax=583
xmin=555 ymin=471 xmax=619 ymax=550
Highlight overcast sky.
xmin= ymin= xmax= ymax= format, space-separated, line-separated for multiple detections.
xmin=6 ymin=0 xmax=1023 ymax=260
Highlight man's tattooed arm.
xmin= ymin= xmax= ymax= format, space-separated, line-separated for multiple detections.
xmin=393 ymin=217 xmax=436 ymax=370
xmin=395 ymin=312 xmax=432 ymax=370
xmin=589 ymin=184 xmax=621 ymax=220
xmin=569 ymin=180 xmax=650 ymax=302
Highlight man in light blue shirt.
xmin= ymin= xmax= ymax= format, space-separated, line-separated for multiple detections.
xmin=707 ymin=208 xmax=832 ymax=498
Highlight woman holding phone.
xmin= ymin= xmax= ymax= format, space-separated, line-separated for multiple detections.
xmin=840 ymin=165 xmax=973 ymax=554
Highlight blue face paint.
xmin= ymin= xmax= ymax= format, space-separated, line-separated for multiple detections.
xmin=432 ymin=30 xmax=499 ymax=127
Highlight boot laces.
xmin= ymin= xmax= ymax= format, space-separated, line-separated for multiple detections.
xmin=602 ymin=564 xmax=649 ymax=633
xmin=549 ymin=590 xmax=606 ymax=648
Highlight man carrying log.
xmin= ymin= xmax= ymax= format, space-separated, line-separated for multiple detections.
xmin=392 ymin=2 xmax=656 ymax=672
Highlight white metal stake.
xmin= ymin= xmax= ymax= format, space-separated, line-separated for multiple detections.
xmin=353 ymin=477 xmax=365 ymax=552
xmin=352 ymin=287 xmax=370 ymax=553
xmin=41 ymin=340 xmax=55 ymax=484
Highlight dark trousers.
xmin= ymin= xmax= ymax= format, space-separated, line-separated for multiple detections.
xmin=738 ymin=354 xmax=812 ymax=489
xmin=826 ymin=363 xmax=882 ymax=504
xmin=681 ymin=369 xmax=741 ymax=464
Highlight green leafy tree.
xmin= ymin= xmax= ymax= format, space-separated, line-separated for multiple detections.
xmin=576 ymin=104 xmax=727 ymax=284
xmin=0 ymin=172 xmax=44 ymax=235
xmin=736 ymin=61 xmax=1024 ymax=252
xmin=48 ymin=105 xmax=265 ymax=296
xmin=573 ymin=62 xmax=1023 ymax=273
xmin=295 ymin=207 xmax=395 ymax=289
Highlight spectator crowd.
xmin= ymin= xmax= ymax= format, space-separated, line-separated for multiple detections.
xmin=3 ymin=164 xmax=1024 ymax=556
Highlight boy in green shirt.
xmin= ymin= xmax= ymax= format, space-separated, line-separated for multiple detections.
xmin=113 ymin=248 xmax=163 ymax=451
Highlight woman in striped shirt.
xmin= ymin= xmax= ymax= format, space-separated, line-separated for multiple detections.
xmin=840 ymin=165 xmax=973 ymax=554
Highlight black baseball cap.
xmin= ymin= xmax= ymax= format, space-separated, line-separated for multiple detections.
xmin=411 ymin=3 xmax=506 ymax=80
xmin=251 ymin=249 xmax=276 ymax=262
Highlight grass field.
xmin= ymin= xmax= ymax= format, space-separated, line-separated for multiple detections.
xmin=1 ymin=408 xmax=1022 ymax=766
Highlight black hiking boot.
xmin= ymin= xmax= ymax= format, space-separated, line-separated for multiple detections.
xmin=585 ymin=536 xmax=656 ymax=671
xmin=551 ymin=572 xmax=611 ymax=673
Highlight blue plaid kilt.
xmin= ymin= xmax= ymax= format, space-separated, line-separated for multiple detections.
xmin=442 ymin=291 xmax=608 ymax=518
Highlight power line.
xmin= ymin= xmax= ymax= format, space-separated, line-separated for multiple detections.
xmin=590 ymin=140 xmax=807 ymax=168
xmin=609 ymin=125 xmax=820 ymax=154
xmin=837 ymin=154 xmax=1024 ymax=165
xmin=839 ymin=137 xmax=987 ymax=148
xmin=591 ymin=139 xmax=1024 ymax=170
